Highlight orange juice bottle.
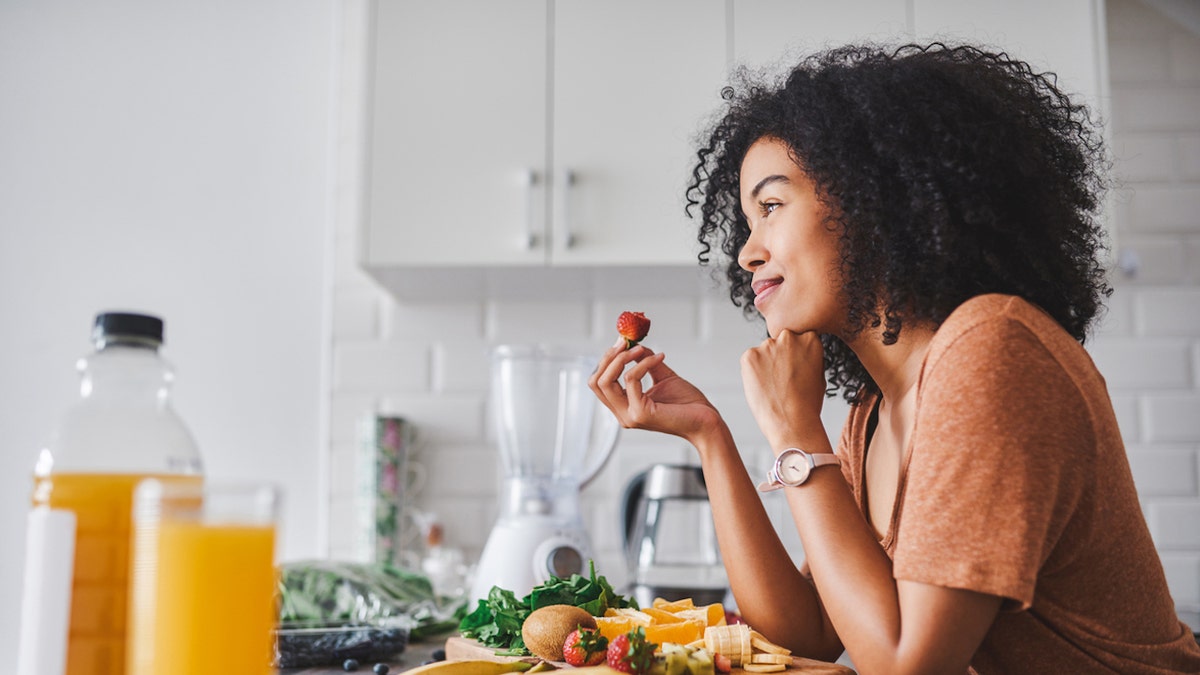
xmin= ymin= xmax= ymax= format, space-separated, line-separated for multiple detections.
xmin=17 ymin=312 xmax=203 ymax=675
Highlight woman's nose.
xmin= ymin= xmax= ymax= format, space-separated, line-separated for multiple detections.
xmin=738 ymin=227 xmax=766 ymax=272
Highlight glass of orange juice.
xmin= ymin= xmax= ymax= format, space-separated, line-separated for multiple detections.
xmin=127 ymin=479 xmax=280 ymax=675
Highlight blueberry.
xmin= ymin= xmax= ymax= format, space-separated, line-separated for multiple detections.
xmin=374 ymin=664 xmax=390 ymax=675
xmin=432 ymin=648 xmax=447 ymax=661
xmin=343 ymin=658 xmax=360 ymax=672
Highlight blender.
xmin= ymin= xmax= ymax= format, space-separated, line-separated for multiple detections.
xmin=469 ymin=345 xmax=620 ymax=603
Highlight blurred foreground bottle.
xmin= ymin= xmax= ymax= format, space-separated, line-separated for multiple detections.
xmin=16 ymin=312 xmax=203 ymax=675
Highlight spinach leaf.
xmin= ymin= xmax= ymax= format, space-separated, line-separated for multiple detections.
xmin=457 ymin=561 xmax=636 ymax=654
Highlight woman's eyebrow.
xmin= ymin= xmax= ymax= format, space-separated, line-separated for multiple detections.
xmin=751 ymin=174 xmax=790 ymax=198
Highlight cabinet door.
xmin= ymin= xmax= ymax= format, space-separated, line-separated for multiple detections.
xmin=551 ymin=0 xmax=727 ymax=266
xmin=912 ymin=0 xmax=1104 ymax=112
xmin=366 ymin=0 xmax=549 ymax=267
xmin=732 ymin=0 xmax=910 ymax=74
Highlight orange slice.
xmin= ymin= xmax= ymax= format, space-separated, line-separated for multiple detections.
xmin=642 ymin=607 xmax=687 ymax=624
xmin=652 ymin=597 xmax=695 ymax=611
xmin=644 ymin=619 xmax=705 ymax=646
xmin=595 ymin=615 xmax=635 ymax=642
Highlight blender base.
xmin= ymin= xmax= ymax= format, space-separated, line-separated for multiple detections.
xmin=469 ymin=516 xmax=594 ymax=604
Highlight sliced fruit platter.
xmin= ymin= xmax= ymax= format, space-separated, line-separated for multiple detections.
xmin=446 ymin=567 xmax=853 ymax=675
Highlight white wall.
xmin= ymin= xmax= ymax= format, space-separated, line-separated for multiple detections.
xmin=0 ymin=0 xmax=338 ymax=661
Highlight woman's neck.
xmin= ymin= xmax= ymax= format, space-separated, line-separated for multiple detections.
xmin=848 ymin=323 xmax=936 ymax=406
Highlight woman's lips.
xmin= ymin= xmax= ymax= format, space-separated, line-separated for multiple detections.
xmin=752 ymin=278 xmax=782 ymax=309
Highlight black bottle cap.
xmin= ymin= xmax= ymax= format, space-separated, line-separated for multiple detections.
xmin=93 ymin=312 xmax=165 ymax=345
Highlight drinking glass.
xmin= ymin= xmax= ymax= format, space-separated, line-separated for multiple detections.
xmin=128 ymin=479 xmax=280 ymax=675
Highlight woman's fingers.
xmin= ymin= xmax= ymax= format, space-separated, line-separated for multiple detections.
xmin=589 ymin=344 xmax=662 ymax=427
xmin=623 ymin=351 xmax=666 ymax=418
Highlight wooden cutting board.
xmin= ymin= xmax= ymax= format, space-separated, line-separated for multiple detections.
xmin=444 ymin=637 xmax=855 ymax=675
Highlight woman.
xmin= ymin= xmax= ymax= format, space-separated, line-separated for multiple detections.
xmin=589 ymin=44 xmax=1200 ymax=674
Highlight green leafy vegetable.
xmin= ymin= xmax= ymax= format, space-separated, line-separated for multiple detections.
xmin=458 ymin=561 xmax=637 ymax=655
xmin=278 ymin=560 xmax=466 ymax=640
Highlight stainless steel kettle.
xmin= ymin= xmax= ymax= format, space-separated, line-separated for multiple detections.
xmin=621 ymin=464 xmax=728 ymax=607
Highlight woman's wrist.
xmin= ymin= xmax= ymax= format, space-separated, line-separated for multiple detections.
xmin=768 ymin=426 xmax=834 ymax=457
xmin=688 ymin=419 xmax=738 ymax=462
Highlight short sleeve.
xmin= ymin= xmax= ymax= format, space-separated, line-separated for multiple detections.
xmin=892 ymin=318 xmax=1093 ymax=610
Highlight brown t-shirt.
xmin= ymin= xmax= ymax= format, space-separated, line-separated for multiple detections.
xmin=837 ymin=294 xmax=1200 ymax=673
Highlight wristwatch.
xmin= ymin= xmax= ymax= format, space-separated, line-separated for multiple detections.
xmin=757 ymin=447 xmax=841 ymax=492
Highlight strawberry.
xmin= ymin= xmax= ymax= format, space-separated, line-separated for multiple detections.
xmin=607 ymin=627 xmax=658 ymax=674
xmin=714 ymin=653 xmax=732 ymax=673
xmin=616 ymin=311 xmax=651 ymax=349
xmin=562 ymin=626 xmax=608 ymax=667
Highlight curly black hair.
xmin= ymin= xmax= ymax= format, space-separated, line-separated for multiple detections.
xmin=685 ymin=42 xmax=1112 ymax=402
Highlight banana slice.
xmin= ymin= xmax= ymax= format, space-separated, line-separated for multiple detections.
xmin=749 ymin=630 xmax=792 ymax=656
xmin=750 ymin=653 xmax=793 ymax=665
xmin=743 ymin=665 xmax=786 ymax=673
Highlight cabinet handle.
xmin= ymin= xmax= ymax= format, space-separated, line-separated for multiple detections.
xmin=521 ymin=168 xmax=540 ymax=250
xmin=557 ymin=168 xmax=576 ymax=250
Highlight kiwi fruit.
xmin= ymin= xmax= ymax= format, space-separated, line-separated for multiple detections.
xmin=521 ymin=604 xmax=598 ymax=661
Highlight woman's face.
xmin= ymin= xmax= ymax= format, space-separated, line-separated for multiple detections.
xmin=737 ymin=136 xmax=846 ymax=338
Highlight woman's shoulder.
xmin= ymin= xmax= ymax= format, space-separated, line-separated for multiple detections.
xmin=924 ymin=293 xmax=1085 ymax=375
xmin=933 ymin=294 xmax=1071 ymax=348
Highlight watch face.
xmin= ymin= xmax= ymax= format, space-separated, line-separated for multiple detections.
xmin=777 ymin=451 xmax=811 ymax=485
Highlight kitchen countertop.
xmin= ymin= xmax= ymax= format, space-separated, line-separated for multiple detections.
xmin=280 ymin=633 xmax=450 ymax=675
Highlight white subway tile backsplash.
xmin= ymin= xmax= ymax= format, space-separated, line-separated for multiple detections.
xmin=1113 ymin=134 xmax=1176 ymax=183
xmin=418 ymin=495 xmax=497 ymax=554
xmin=658 ymin=342 xmax=747 ymax=392
xmin=487 ymin=300 xmax=593 ymax=344
xmin=376 ymin=393 xmax=487 ymax=443
xmin=1108 ymin=0 xmax=1177 ymax=40
xmin=1179 ymin=135 xmax=1200 ymax=181
xmin=1170 ymin=33 xmax=1200 ymax=83
xmin=1138 ymin=289 xmax=1200 ymax=336
xmin=701 ymin=296 xmax=769 ymax=344
xmin=432 ymin=341 xmax=491 ymax=393
xmin=1159 ymin=553 xmax=1200 ymax=607
xmin=1150 ymin=502 xmax=1200 ymax=548
xmin=1111 ymin=394 xmax=1142 ymax=442
xmin=422 ymin=444 xmax=501 ymax=497
xmin=335 ymin=341 xmax=430 ymax=393
xmin=1127 ymin=446 xmax=1199 ymax=496
xmin=1088 ymin=336 xmax=1192 ymax=389
xmin=1143 ymin=394 xmax=1200 ymax=442
xmin=1111 ymin=86 xmax=1200 ymax=133
xmin=1111 ymin=239 xmax=1187 ymax=285
xmin=1108 ymin=38 xmax=1171 ymax=83
xmin=1094 ymin=290 xmax=1135 ymax=338
xmin=1126 ymin=186 xmax=1200 ymax=232
xmin=384 ymin=301 xmax=485 ymax=341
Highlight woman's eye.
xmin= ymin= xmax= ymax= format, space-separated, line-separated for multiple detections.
xmin=759 ymin=202 xmax=780 ymax=216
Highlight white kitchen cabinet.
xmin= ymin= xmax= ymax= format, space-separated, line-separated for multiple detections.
xmin=911 ymin=0 xmax=1107 ymax=113
xmin=366 ymin=0 xmax=548 ymax=267
xmin=731 ymin=0 xmax=1105 ymax=114
xmin=364 ymin=0 xmax=726 ymax=271
xmin=360 ymin=0 xmax=1108 ymax=298
xmin=731 ymin=0 xmax=908 ymax=74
